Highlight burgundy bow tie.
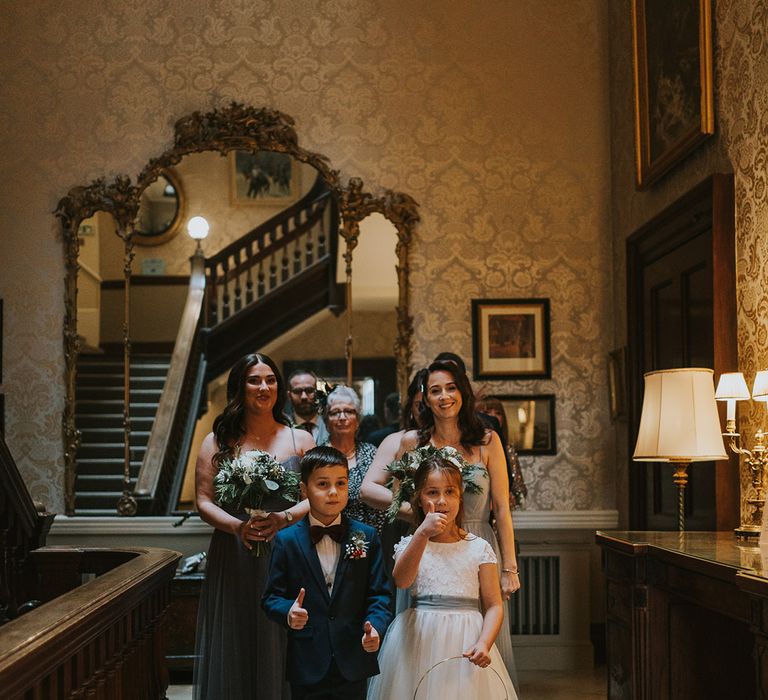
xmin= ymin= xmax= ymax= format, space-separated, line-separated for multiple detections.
xmin=310 ymin=524 xmax=346 ymax=544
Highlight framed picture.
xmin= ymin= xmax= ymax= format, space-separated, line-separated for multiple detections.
xmin=493 ymin=394 xmax=556 ymax=455
xmin=631 ymin=0 xmax=714 ymax=189
xmin=471 ymin=298 xmax=551 ymax=379
xmin=608 ymin=347 xmax=628 ymax=421
xmin=229 ymin=150 xmax=300 ymax=205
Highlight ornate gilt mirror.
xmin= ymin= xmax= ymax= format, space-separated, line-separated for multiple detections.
xmin=55 ymin=103 xmax=419 ymax=516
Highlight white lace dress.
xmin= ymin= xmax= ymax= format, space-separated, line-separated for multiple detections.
xmin=367 ymin=535 xmax=518 ymax=700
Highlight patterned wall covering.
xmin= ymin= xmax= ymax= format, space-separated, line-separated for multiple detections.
xmin=608 ymin=0 xmax=767 ymax=525
xmin=0 ymin=0 xmax=613 ymax=513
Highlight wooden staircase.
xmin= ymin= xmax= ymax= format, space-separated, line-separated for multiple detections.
xmin=74 ymin=354 xmax=171 ymax=514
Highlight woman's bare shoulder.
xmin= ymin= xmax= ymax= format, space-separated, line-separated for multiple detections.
xmin=290 ymin=424 xmax=316 ymax=453
xmin=199 ymin=432 xmax=217 ymax=457
xmin=399 ymin=430 xmax=420 ymax=452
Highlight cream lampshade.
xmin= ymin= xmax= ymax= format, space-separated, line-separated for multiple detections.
xmin=634 ymin=368 xmax=727 ymax=531
xmin=752 ymin=370 xmax=768 ymax=401
xmin=715 ymin=372 xmax=751 ymax=428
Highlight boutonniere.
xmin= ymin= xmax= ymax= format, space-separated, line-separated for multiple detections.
xmin=344 ymin=530 xmax=369 ymax=560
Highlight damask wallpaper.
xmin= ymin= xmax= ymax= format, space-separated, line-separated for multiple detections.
xmin=608 ymin=0 xmax=768 ymax=525
xmin=0 ymin=0 xmax=614 ymax=513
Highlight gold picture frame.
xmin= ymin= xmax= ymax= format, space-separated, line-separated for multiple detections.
xmin=229 ymin=150 xmax=300 ymax=205
xmin=608 ymin=347 xmax=628 ymax=421
xmin=631 ymin=0 xmax=714 ymax=189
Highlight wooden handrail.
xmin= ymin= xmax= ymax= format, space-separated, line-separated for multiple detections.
xmin=134 ymin=254 xmax=206 ymax=502
xmin=0 ymin=546 xmax=179 ymax=699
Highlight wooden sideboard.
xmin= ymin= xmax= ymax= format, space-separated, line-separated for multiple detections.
xmin=597 ymin=531 xmax=768 ymax=700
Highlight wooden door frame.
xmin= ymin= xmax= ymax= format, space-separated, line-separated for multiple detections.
xmin=626 ymin=173 xmax=737 ymax=530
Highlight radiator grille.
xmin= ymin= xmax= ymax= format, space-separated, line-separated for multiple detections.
xmin=509 ymin=555 xmax=560 ymax=635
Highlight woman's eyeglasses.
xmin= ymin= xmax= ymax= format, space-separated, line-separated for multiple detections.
xmin=328 ymin=408 xmax=357 ymax=418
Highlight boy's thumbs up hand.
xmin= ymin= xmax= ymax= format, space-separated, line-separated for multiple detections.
xmin=361 ymin=620 xmax=380 ymax=652
xmin=288 ymin=587 xmax=308 ymax=630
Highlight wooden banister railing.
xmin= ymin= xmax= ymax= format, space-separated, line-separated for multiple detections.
xmin=0 ymin=546 xmax=180 ymax=700
xmin=134 ymin=254 xmax=207 ymax=515
xmin=0 ymin=434 xmax=55 ymax=624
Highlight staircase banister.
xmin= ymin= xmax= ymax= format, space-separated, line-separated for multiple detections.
xmin=134 ymin=254 xmax=206 ymax=498
xmin=205 ymin=176 xmax=330 ymax=268
xmin=0 ymin=546 xmax=179 ymax=697
xmin=215 ymin=203 xmax=329 ymax=285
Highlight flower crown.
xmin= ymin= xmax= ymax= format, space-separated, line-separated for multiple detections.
xmin=384 ymin=444 xmax=486 ymax=522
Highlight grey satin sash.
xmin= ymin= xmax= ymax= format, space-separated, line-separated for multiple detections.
xmin=411 ymin=595 xmax=478 ymax=610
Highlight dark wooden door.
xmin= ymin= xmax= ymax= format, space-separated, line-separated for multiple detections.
xmin=627 ymin=174 xmax=738 ymax=530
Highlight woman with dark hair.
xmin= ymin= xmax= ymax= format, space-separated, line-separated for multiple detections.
xmin=193 ymin=352 xmax=314 ymax=700
xmin=395 ymin=360 xmax=521 ymax=685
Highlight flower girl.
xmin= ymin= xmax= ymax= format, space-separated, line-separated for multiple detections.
xmin=367 ymin=453 xmax=518 ymax=700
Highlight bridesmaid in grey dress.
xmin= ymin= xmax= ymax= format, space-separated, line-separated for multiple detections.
xmin=193 ymin=353 xmax=315 ymax=700
xmin=394 ymin=359 xmax=521 ymax=687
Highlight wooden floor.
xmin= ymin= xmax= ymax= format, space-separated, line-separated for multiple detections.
xmin=168 ymin=665 xmax=607 ymax=699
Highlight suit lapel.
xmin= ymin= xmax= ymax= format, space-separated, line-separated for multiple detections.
xmin=295 ymin=520 xmax=330 ymax=600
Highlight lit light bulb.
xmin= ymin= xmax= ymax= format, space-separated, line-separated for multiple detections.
xmin=187 ymin=216 xmax=210 ymax=240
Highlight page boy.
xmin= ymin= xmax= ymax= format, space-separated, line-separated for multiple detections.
xmin=262 ymin=445 xmax=392 ymax=699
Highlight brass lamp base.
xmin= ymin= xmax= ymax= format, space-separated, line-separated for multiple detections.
xmin=735 ymin=525 xmax=761 ymax=540
xmin=671 ymin=460 xmax=690 ymax=532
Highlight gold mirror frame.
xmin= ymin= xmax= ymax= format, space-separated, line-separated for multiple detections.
xmin=54 ymin=102 xmax=419 ymax=514
xmin=133 ymin=167 xmax=186 ymax=246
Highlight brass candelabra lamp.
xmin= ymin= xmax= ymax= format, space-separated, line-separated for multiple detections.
xmin=715 ymin=371 xmax=768 ymax=539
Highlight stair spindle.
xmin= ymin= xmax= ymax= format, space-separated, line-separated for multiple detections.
xmin=206 ymin=267 xmax=218 ymax=326
xmin=233 ymin=249 xmax=242 ymax=313
xmin=305 ymin=224 xmax=315 ymax=266
xmin=269 ymin=253 xmax=277 ymax=290
xmin=281 ymin=233 xmax=290 ymax=283
xmin=245 ymin=240 xmax=254 ymax=304
xmin=293 ymin=238 xmax=302 ymax=275
xmin=257 ymin=259 xmax=265 ymax=297
xmin=221 ymin=259 xmax=230 ymax=319
xmin=318 ymin=217 xmax=327 ymax=257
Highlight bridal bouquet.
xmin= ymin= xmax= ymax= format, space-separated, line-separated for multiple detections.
xmin=214 ymin=449 xmax=301 ymax=556
xmin=384 ymin=445 xmax=486 ymax=522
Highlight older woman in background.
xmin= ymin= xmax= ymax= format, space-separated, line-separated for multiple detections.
xmin=322 ymin=385 xmax=388 ymax=532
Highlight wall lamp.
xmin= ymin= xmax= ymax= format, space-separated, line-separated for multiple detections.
xmin=715 ymin=371 xmax=768 ymax=539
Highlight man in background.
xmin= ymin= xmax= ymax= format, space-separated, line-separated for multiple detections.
xmin=287 ymin=369 xmax=330 ymax=445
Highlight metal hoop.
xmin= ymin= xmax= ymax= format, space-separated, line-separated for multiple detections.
xmin=412 ymin=655 xmax=509 ymax=700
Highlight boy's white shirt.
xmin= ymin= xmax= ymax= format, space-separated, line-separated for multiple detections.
xmin=308 ymin=512 xmax=342 ymax=593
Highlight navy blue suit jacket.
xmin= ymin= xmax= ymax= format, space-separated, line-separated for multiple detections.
xmin=261 ymin=516 xmax=392 ymax=686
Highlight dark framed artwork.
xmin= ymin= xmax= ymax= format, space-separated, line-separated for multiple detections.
xmin=608 ymin=347 xmax=628 ymax=421
xmin=471 ymin=298 xmax=551 ymax=379
xmin=229 ymin=150 xmax=300 ymax=205
xmin=495 ymin=394 xmax=556 ymax=455
xmin=631 ymin=0 xmax=714 ymax=189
